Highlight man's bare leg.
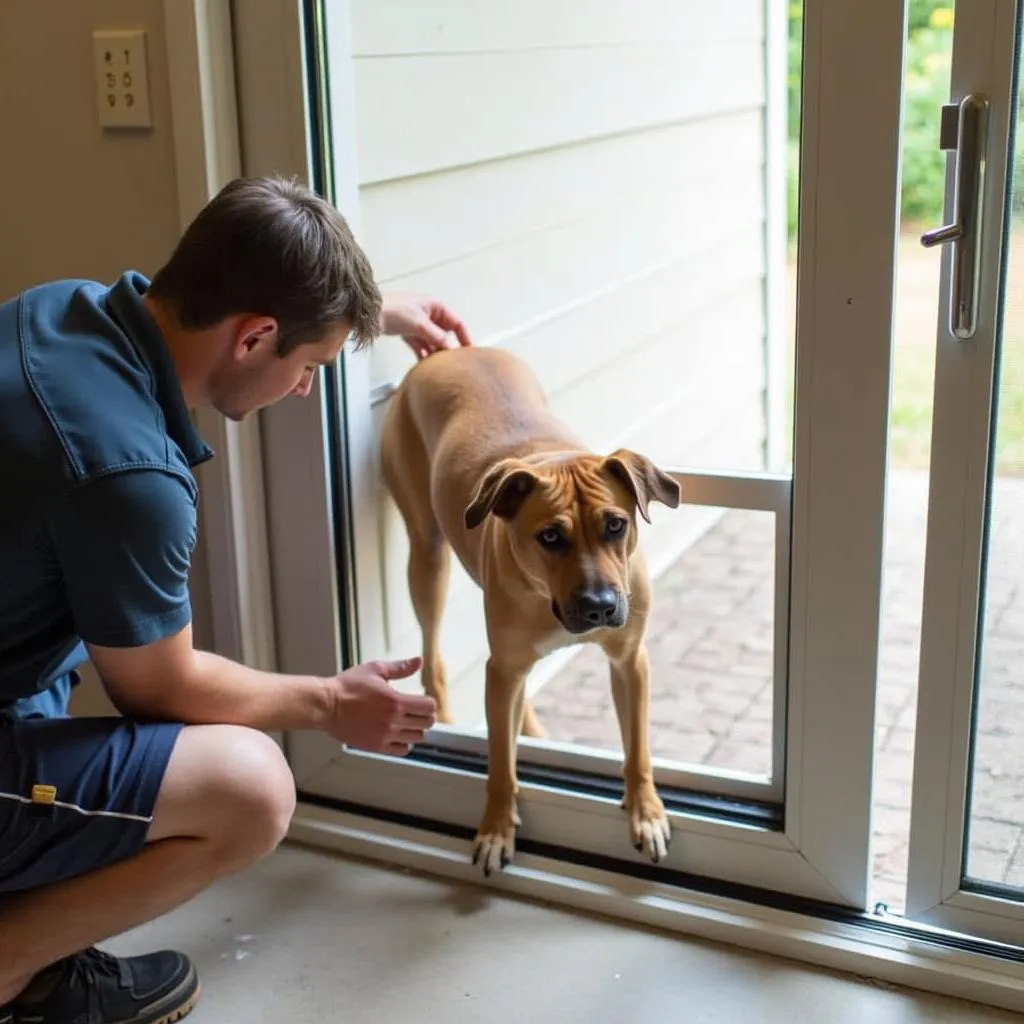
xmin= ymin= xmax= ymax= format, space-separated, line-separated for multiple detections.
xmin=0 ymin=723 xmax=296 ymax=1003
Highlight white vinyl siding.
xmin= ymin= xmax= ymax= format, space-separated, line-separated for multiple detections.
xmin=353 ymin=0 xmax=770 ymax=720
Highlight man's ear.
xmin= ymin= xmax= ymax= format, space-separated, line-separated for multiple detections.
xmin=234 ymin=315 xmax=278 ymax=360
xmin=464 ymin=460 xmax=538 ymax=530
xmin=602 ymin=449 xmax=681 ymax=523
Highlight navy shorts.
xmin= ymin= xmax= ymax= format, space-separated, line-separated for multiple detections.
xmin=0 ymin=676 xmax=183 ymax=893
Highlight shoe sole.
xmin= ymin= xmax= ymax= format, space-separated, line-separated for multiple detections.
xmin=150 ymin=981 xmax=200 ymax=1024
xmin=114 ymin=962 xmax=201 ymax=1024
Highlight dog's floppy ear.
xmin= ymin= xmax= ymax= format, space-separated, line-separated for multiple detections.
xmin=603 ymin=449 xmax=681 ymax=524
xmin=464 ymin=460 xmax=538 ymax=530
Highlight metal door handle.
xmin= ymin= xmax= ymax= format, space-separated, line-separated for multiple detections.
xmin=921 ymin=93 xmax=989 ymax=340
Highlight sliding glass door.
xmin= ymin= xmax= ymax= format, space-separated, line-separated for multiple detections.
xmin=905 ymin=0 xmax=1024 ymax=945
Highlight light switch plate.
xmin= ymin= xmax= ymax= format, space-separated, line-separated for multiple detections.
xmin=92 ymin=29 xmax=152 ymax=129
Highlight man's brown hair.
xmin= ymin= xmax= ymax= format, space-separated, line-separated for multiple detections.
xmin=148 ymin=175 xmax=381 ymax=354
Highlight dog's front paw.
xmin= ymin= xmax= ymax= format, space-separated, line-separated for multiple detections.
xmin=472 ymin=798 xmax=521 ymax=877
xmin=625 ymin=783 xmax=671 ymax=864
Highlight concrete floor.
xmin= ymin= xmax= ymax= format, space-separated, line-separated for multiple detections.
xmin=102 ymin=842 xmax=1021 ymax=1024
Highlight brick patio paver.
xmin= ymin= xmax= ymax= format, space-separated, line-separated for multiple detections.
xmin=532 ymin=469 xmax=1024 ymax=912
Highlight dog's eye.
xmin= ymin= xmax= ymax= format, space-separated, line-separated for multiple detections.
xmin=537 ymin=527 xmax=566 ymax=551
xmin=605 ymin=517 xmax=627 ymax=539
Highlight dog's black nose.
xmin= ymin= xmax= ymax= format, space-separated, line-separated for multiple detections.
xmin=574 ymin=587 xmax=620 ymax=627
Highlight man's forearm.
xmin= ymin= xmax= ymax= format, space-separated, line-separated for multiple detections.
xmin=88 ymin=626 xmax=432 ymax=755
xmin=154 ymin=651 xmax=333 ymax=732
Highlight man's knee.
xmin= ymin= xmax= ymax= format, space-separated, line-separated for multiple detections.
xmin=210 ymin=727 xmax=296 ymax=862
xmin=150 ymin=725 xmax=296 ymax=868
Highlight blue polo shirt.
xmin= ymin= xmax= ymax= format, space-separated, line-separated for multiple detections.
xmin=0 ymin=271 xmax=214 ymax=718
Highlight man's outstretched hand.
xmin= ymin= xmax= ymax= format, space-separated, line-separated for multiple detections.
xmin=328 ymin=657 xmax=437 ymax=755
xmin=381 ymin=291 xmax=472 ymax=360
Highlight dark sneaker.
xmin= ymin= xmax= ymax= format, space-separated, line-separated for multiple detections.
xmin=6 ymin=946 xmax=200 ymax=1024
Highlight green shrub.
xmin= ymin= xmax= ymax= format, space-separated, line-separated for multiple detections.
xmin=785 ymin=2 xmax=960 ymax=238
xmin=908 ymin=0 xmax=949 ymax=33
xmin=901 ymin=22 xmax=953 ymax=226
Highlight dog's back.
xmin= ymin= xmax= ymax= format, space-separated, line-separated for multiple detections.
xmin=397 ymin=345 xmax=567 ymax=455
xmin=381 ymin=347 xmax=583 ymax=577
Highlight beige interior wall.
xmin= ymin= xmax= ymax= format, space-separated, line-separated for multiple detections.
xmin=0 ymin=0 xmax=215 ymax=715
xmin=0 ymin=1 xmax=180 ymax=293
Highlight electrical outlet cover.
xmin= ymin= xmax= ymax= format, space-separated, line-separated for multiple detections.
xmin=92 ymin=29 xmax=152 ymax=129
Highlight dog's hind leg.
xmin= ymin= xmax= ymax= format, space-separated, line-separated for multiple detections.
xmin=520 ymin=697 xmax=548 ymax=739
xmin=407 ymin=531 xmax=453 ymax=724
xmin=381 ymin=396 xmax=455 ymax=725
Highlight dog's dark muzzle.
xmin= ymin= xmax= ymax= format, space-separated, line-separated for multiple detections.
xmin=552 ymin=586 xmax=627 ymax=634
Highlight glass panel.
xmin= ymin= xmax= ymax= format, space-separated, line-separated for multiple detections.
xmin=358 ymin=0 xmax=803 ymax=785
xmin=963 ymin=35 xmax=1024 ymax=893
xmin=534 ymin=508 xmax=775 ymax=778
xmin=871 ymin=0 xmax=957 ymax=914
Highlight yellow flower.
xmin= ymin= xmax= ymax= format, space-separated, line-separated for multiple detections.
xmin=930 ymin=7 xmax=954 ymax=29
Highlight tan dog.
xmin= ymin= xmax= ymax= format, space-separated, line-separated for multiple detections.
xmin=380 ymin=346 xmax=680 ymax=875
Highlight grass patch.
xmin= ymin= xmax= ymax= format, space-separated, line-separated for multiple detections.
xmin=889 ymin=341 xmax=936 ymax=472
xmin=990 ymin=332 xmax=1024 ymax=476
xmin=779 ymin=228 xmax=1024 ymax=479
xmin=888 ymin=256 xmax=1024 ymax=478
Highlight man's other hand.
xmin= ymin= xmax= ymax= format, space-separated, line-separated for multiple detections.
xmin=381 ymin=291 xmax=472 ymax=360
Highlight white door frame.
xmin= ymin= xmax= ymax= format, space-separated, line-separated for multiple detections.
xmin=905 ymin=0 xmax=1024 ymax=947
xmin=162 ymin=0 xmax=280 ymax=693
